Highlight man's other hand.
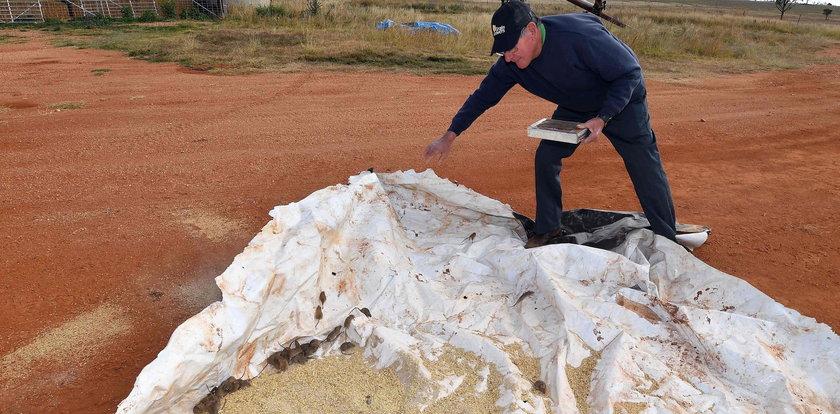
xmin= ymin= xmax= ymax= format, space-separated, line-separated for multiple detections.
xmin=424 ymin=131 xmax=457 ymax=164
xmin=577 ymin=117 xmax=606 ymax=144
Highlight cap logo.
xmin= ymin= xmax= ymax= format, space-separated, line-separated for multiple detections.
xmin=492 ymin=25 xmax=505 ymax=36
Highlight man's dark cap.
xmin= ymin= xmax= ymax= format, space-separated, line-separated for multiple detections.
xmin=490 ymin=1 xmax=536 ymax=55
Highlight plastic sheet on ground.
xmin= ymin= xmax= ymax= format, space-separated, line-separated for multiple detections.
xmin=116 ymin=170 xmax=839 ymax=413
xmin=376 ymin=19 xmax=461 ymax=35
xmin=513 ymin=208 xmax=711 ymax=251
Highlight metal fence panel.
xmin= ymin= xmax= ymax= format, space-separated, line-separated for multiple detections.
xmin=1 ymin=0 xmax=161 ymax=23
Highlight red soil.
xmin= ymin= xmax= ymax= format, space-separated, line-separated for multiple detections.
xmin=1 ymin=32 xmax=838 ymax=413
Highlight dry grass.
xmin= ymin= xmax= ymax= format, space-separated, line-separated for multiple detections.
xmin=610 ymin=9 xmax=839 ymax=78
xmin=47 ymin=101 xmax=87 ymax=110
xmin=24 ymin=0 xmax=840 ymax=77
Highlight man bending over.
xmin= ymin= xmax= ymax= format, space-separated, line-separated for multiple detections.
xmin=423 ymin=0 xmax=677 ymax=248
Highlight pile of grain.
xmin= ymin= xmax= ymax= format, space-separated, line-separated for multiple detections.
xmin=504 ymin=342 xmax=550 ymax=408
xmin=220 ymin=344 xmax=508 ymax=414
xmin=565 ymin=348 xmax=601 ymax=414
xmin=220 ymin=353 xmax=406 ymax=413
xmin=422 ymin=345 xmax=504 ymax=413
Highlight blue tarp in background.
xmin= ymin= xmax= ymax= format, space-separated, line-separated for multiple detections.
xmin=376 ymin=19 xmax=461 ymax=35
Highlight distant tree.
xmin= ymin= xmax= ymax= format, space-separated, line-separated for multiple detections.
xmin=824 ymin=8 xmax=833 ymax=19
xmin=776 ymin=0 xmax=797 ymax=20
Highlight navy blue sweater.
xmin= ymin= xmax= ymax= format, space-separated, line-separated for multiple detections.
xmin=448 ymin=13 xmax=645 ymax=135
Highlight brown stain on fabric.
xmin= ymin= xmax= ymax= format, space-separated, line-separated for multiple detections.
xmin=655 ymin=299 xmax=688 ymax=324
xmin=200 ymin=325 xmax=223 ymax=353
xmin=337 ymin=278 xmax=349 ymax=295
xmin=236 ymin=341 xmax=258 ymax=372
xmin=269 ymin=272 xmax=287 ymax=296
xmin=758 ymin=340 xmax=786 ymax=361
xmin=616 ymin=296 xmax=661 ymax=323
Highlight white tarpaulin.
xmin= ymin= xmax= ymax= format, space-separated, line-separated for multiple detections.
xmin=117 ymin=170 xmax=839 ymax=413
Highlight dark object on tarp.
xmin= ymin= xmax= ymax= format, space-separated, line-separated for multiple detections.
xmin=513 ymin=209 xmax=710 ymax=251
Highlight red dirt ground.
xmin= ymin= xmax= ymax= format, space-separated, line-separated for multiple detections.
xmin=1 ymin=32 xmax=838 ymax=413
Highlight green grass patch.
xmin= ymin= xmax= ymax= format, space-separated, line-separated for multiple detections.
xmin=0 ymin=34 xmax=27 ymax=44
xmin=91 ymin=68 xmax=111 ymax=76
xmin=49 ymin=37 xmax=88 ymax=48
xmin=194 ymin=29 xmax=304 ymax=48
xmin=36 ymin=18 xmax=199 ymax=35
xmin=40 ymin=15 xmax=123 ymax=32
xmin=47 ymin=101 xmax=86 ymax=110
xmin=302 ymin=47 xmax=482 ymax=74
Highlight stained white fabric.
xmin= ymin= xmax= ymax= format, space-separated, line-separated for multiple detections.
xmin=117 ymin=170 xmax=839 ymax=414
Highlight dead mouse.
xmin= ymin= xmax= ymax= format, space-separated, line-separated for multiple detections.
xmin=193 ymin=387 xmax=221 ymax=414
xmin=533 ymin=380 xmax=547 ymax=394
xmin=326 ymin=325 xmax=342 ymax=342
xmin=302 ymin=339 xmax=321 ymax=357
xmin=340 ymin=341 xmax=359 ymax=355
xmin=267 ymin=351 xmax=289 ymax=372
xmin=218 ymin=376 xmax=250 ymax=395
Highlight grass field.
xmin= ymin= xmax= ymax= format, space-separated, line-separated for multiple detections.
xmin=4 ymin=0 xmax=839 ymax=78
xmin=0 ymin=33 xmax=26 ymax=44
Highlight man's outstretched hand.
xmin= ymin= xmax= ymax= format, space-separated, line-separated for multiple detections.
xmin=577 ymin=117 xmax=606 ymax=144
xmin=423 ymin=131 xmax=457 ymax=164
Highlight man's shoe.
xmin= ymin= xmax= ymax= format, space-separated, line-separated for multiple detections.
xmin=524 ymin=228 xmax=565 ymax=249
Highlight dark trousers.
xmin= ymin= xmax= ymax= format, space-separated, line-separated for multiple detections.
xmin=534 ymin=98 xmax=677 ymax=241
